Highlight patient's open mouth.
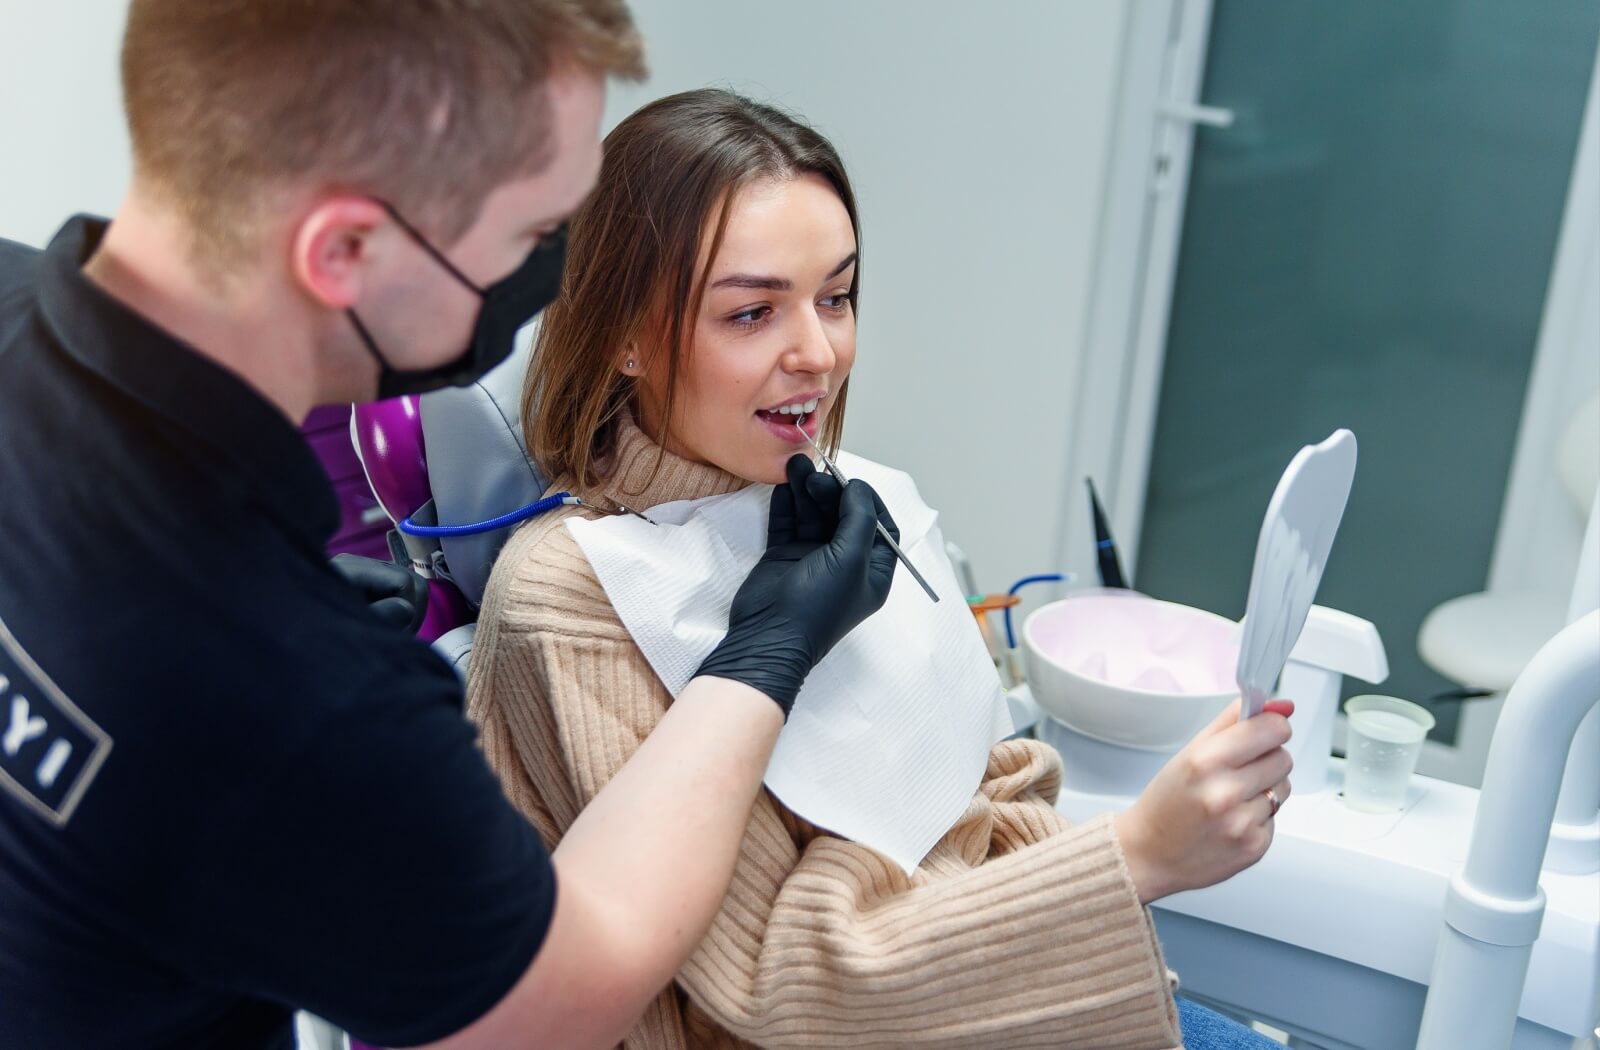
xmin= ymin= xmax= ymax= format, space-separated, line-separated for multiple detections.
xmin=755 ymin=395 xmax=821 ymax=420
xmin=756 ymin=393 xmax=824 ymax=441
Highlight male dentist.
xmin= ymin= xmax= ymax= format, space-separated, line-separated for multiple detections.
xmin=0 ymin=4 xmax=897 ymax=1047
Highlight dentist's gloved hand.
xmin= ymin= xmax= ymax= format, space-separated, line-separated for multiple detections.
xmin=695 ymin=454 xmax=899 ymax=716
xmin=330 ymin=553 xmax=430 ymax=635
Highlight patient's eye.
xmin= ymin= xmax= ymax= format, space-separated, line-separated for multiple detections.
xmin=820 ymin=292 xmax=851 ymax=312
xmin=728 ymin=305 xmax=771 ymax=329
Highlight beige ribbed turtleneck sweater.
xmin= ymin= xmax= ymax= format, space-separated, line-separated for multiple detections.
xmin=466 ymin=414 xmax=1183 ymax=1049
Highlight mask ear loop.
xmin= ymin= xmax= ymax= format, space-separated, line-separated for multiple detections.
xmin=349 ymin=201 xmax=486 ymax=376
xmin=375 ymin=200 xmax=486 ymax=296
xmin=346 ymin=306 xmax=393 ymax=371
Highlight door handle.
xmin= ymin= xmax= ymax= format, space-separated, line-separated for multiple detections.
xmin=1155 ymin=100 xmax=1236 ymax=128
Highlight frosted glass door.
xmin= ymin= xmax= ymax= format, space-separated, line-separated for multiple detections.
xmin=1133 ymin=1 xmax=1600 ymax=743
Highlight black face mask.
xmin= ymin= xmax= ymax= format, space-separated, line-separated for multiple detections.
xmin=348 ymin=201 xmax=568 ymax=399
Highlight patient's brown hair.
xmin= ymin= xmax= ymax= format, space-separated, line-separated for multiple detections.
xmin=526 ymin=88 xmax=859 ymax=493
xmin=121 ymin=0 xmax=646 ymax=267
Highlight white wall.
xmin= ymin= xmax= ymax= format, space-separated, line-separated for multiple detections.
xmin=610 ymin=0 xmax=1129 ymax=596
xmin=0 ymin=0 xmax=132 ymax=247
xmin=0 ymin=0 xmax=1130 ymax=599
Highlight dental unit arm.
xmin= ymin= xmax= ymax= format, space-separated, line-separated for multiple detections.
xmin=1417 ymin=491 xmax=1600 ymax=1050
xmin=1552 ymin=488 xmax=1600 ymax=866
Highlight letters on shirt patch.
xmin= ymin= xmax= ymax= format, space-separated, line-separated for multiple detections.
xmin=0 ymin=616 xmax=112 ymax=826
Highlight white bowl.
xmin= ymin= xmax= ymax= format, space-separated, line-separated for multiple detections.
xmin=1021 ymin=591 xmax=1241 ymax=752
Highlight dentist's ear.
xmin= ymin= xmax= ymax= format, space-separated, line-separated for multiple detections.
xmin=291 ymin=196 xmax=393 ymax=309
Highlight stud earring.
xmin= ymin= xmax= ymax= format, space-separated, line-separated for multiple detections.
xmin=626 ymin=357 xmax=636 ymax=371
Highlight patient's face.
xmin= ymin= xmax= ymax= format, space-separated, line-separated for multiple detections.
xmin=634 ymin=173 xmax=857 ymax=484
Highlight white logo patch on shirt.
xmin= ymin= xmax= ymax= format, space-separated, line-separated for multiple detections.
xmin=0 ymin=616 xmax=113 ymax=826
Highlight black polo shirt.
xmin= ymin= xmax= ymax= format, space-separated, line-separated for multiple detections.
xmin=0 ymin=218 xmax=556 ymax=1050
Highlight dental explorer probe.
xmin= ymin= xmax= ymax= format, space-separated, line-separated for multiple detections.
xmin=793 ymin=417 xmax=940 ymax=603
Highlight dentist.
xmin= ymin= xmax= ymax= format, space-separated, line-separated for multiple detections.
xmin=0 ymin=3 xmax=896 ymax=1049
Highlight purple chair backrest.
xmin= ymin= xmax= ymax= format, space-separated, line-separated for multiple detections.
xmin=301 ymin=405 xmax=392 ymax=561
xmin=348 ymin=397 xmax=473 ymax=642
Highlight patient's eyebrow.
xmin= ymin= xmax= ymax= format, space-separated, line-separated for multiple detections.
xmin=825 ymin=252 xmax=858 ymax=281
xmin=712 ymin=273 xmax=792 ymax=291
xmin=711 ymin=252 xmax=858 ymax=292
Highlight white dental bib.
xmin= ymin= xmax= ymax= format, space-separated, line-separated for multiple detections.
xmin=567 ymin=453 xmax=1013 ymax=873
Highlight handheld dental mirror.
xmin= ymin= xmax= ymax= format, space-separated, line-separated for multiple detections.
xmin=793 ymin=417 xmax=940 ymax=603
xmin=1235 ymin=429 xmax=1358 ymax=719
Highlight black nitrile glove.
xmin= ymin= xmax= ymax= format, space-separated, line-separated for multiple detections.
xmin=695 ymin=454 xmax=900 ymax=716
xmin=330 ymin=553 xmax=430 ymax=635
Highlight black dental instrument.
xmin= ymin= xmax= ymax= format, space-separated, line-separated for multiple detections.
xmin=794 ymin=419 xmax=940 ymax=603
xmin=1086 ymin=477 xmax=1128 ymax=589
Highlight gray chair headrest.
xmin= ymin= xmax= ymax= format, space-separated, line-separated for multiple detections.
xmin=431 ymin=623 xmax=477 ymax=681
xmin=417 ymin=325 xmax=548 ymax=607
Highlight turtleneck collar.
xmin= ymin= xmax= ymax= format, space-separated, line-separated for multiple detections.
xmin=570 ymin=408 xmax=750 ymax=512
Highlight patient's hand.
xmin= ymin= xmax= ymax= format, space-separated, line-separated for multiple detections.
xmin=1113 ymin=699 xmax=1295 ymax=904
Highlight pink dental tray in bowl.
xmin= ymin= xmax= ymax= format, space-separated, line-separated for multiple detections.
xmin=1022 ymin=591 xmax=1241 ymax=751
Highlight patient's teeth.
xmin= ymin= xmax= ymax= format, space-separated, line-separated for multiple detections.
xmin=802 ymin=398 xmax=819 ymax=413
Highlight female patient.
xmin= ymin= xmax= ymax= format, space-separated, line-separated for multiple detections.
xmin=468 ymin=88 xmax=1293 ymax=1049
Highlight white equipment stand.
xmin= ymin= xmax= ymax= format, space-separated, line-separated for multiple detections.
xmin=1010 ymin=595 xmax=1600 ymax=1049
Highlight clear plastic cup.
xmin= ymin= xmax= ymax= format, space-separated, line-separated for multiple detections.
xmin=1342 ymin=695 xmax=1436 ymax=813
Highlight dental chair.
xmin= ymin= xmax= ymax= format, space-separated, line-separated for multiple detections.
xmin=349 ymin=329 xmax=548 ymax=677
